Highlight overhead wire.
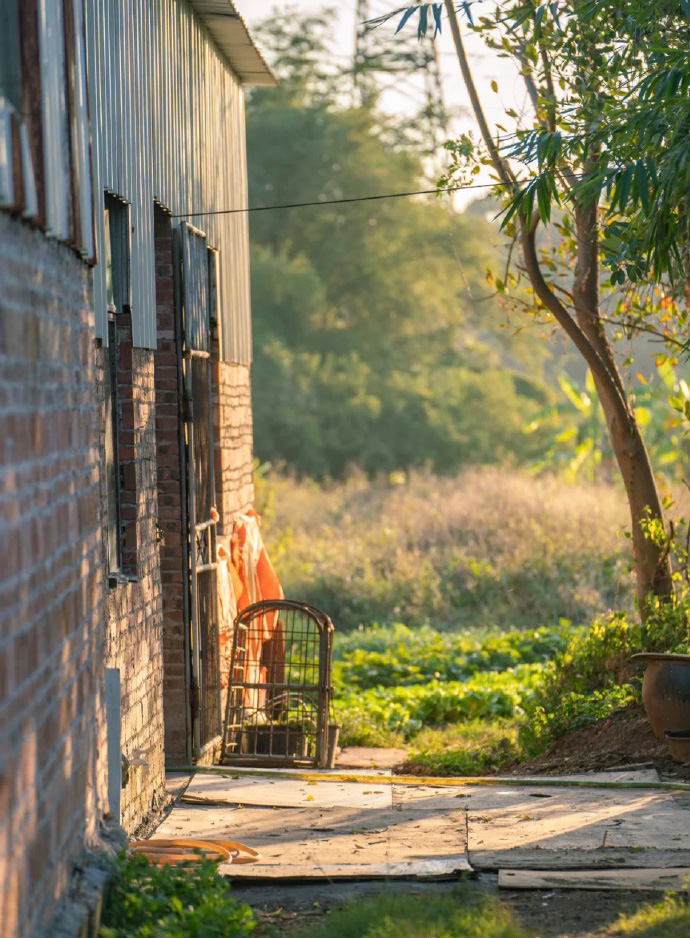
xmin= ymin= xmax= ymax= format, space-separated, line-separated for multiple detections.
xmin=171 ymin=179 xmax=506 ymax=219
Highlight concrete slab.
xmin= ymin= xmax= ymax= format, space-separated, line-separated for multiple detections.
xmin=155 ymin=769 xmax=690 ymax=881
xmin=464 ymin=778 xmax=690 ymax=870
xmin=166 ymin=772 xmax=193 ymax=801
xmin=181 ymin=772 xmax=393 ymax=809
xmin=336 ymin=748 xmax=408 ymax=770
xmin=154 ymin=801 xmax=470 ymax=880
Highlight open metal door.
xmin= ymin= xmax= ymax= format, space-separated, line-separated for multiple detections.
xmin=177 ymin=222 xmax=221 ymax=759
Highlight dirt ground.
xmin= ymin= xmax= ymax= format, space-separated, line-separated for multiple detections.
xmin=507 ymin=703 xmax=690 ymax=779
xmin=233 ymin=877 xmax=655 ymax=938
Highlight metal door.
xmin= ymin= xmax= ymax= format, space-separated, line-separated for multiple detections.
xmin=177 ymin=222 xmax=220 ymax=757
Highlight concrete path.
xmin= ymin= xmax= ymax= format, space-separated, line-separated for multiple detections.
xmin=154 ymin=769 xmax=690 ymax=882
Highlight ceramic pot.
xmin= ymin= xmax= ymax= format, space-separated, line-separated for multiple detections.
xmin=665 ymin=729 xmax=690 ymax=763
xmin=632 ymin=652 xmax=690 ymax=740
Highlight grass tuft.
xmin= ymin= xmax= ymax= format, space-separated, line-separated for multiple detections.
xmin=291 ymin=887 xmax=530 ymax=938
xmin=608 ymin=894 xmax=690 ymax=936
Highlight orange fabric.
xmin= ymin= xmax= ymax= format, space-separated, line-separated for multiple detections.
xmin=228 ymin=512 xmax=285 ymax=711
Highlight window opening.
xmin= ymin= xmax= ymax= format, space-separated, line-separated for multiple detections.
xmin=103 ymin=194 xmax=133 ymax=583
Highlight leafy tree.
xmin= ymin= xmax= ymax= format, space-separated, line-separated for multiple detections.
xmin=374 ymin=0 xmax=683 ymax=609
xmin=247 ymin=10 xmax=553 ymax=479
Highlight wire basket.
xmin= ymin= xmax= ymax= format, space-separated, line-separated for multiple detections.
xmin=222 ymin=600 xmax=335 ymax=767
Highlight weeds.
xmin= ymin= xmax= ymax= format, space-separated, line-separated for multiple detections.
xmin=607 ymin=894 xmax=690 ymax=936
xmin=99 ymin=854 xmax=255 ymax=938
xmin=262 ymin=467 xmax=633 ymax=632
xmin=291 ymin=887 xmax=529 ymax=938
xmin=263 ymin=469 xmax=690 ymax=772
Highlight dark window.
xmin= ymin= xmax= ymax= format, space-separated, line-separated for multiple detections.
xmin=103 ymin=194 xmax=134 ymax=582
xmin=104 ymin=313 xmax=121 ymax=576
xmin=0 ymin=1 xmax=22 ymax=110
xmin=104 ymin=198 xmax=121 ymax=577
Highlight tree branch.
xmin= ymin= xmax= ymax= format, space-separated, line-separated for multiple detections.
xmin=443 ymin=0 xmax=517 ymax=189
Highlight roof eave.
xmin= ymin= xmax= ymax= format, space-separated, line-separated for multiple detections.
xmin=190 ymin=1 xmax=278 ymax=87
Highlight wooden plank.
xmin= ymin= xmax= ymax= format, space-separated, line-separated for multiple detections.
xmin=472 ymin=848 xmax=690 ymax=871
xmin=182 ymin=772 xmax=393 ymax=809
xmin=154 ymin=801 xmax=470 ymax=880
xmin=499 ymin=868 xmax=690 ymax=892
xmin=223 ymin=858 xmax=471 ymax=882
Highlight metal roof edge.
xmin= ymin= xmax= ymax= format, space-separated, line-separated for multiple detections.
xmin=190 ymin=1 xmax=278 ymax=87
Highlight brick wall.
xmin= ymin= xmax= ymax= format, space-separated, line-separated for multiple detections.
xmin=0 ymin=212 xmax=106 ymax=938
xmin=97 ymin=326 xmax=166 ymax=833
xmin=153 ymin=207 xmax=190 ymax=764
xmin=213 ymin=359 xmax=254 ymax=531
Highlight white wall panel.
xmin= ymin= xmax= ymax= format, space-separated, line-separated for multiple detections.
xmin=86 ymin=0 xmax=252 ymax=361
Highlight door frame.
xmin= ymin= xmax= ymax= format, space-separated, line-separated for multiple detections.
xmin=173 ymin=221 xmax=222 ymax=762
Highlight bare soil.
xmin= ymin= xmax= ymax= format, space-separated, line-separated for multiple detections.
xmin=237 ymin=878 xmax=653 ymax=938
xmin=507 ymin=703 xmax=690 ymax=779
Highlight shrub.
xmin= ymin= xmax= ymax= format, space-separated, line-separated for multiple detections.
xmin=99 ymin=854 xmax=256 ymax=938
xmin=518 ymin=597 xmax=690 ymax=756
xmin=519 ymin=685 xmax=639 ymax=756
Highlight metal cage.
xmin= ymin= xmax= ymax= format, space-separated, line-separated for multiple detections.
xmin=222 ymin=600 xmax=335 ymax=768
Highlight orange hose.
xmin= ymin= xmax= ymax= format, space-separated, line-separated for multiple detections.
xmin=128 ymin=837 xmax=260 ymax=866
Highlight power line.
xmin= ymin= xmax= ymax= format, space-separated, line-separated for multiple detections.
xmin=171 ymin=181 xmax=502 ymax=218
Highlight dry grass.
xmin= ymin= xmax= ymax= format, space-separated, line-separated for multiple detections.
xmin=260 ymin=466 xmax=638 ymax=632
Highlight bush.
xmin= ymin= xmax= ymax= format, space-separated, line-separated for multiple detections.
xmin=518 ymin=597 xmax=690 ymax=756
xmin=519 ymin=685 xmax=639 ymax=756
xmin=99 ymin=854 xmax=256 ymax=938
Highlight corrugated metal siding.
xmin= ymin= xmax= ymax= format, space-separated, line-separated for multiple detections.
xmin=39 ymin=0 xmax=71 ymax=241
xmin=86 ymin=0 xmax=252 ymax=361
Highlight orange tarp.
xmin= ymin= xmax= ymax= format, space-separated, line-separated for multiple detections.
xmin=217 ymin=511 xmax=284 ymax=709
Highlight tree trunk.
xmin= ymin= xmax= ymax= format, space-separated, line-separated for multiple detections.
xmin=522 ymin=211 xmax=673 ymax=610
xmin=570 ymin=202 xmax=673 ymax=608
xmin=443 ymin=0 xmax=674 ymax=612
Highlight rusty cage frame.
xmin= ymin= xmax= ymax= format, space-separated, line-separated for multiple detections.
xmin=222 ymin=600 xmax=335 ymax=768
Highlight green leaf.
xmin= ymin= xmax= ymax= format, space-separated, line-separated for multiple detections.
xmin=395 ymin=7 xmax=419 ymax=35
xmin=615 ymin=165 xmax=634 ymax=213
xmin=534 ymin=4 xmax=546 ymax=39
xmin=418 ymin=4 xmax=429 ymax=37
xmin=491 ymin=79 xmax=499 ymax=93
xmin=635 ymin=161 xmax=650 ymax=212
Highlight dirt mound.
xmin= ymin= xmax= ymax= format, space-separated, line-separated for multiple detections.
xmin=511 ymin=702 xmax=688 ymax=776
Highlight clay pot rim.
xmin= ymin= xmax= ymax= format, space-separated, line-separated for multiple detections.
xmin=631 ymin=652 xmax=690 ymax=663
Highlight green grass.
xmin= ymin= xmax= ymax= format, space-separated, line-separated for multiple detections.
xmin=405 ymin=719 xmax=519 ymax=776
xmin=292 ymin=888 xmax=530 ymax=938
xmin=607 ymin=895 xmax=690 ymax=936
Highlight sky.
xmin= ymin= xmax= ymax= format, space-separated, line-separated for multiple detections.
xmin=241 ymin=1 xmax=528 ymax=206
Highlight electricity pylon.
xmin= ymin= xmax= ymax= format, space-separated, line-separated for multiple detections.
xmin=353 ymin=0 xmax=449 ymax=157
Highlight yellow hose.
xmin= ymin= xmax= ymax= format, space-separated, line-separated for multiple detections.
xmin=167 ymin=764 xmax=690 ymax=793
